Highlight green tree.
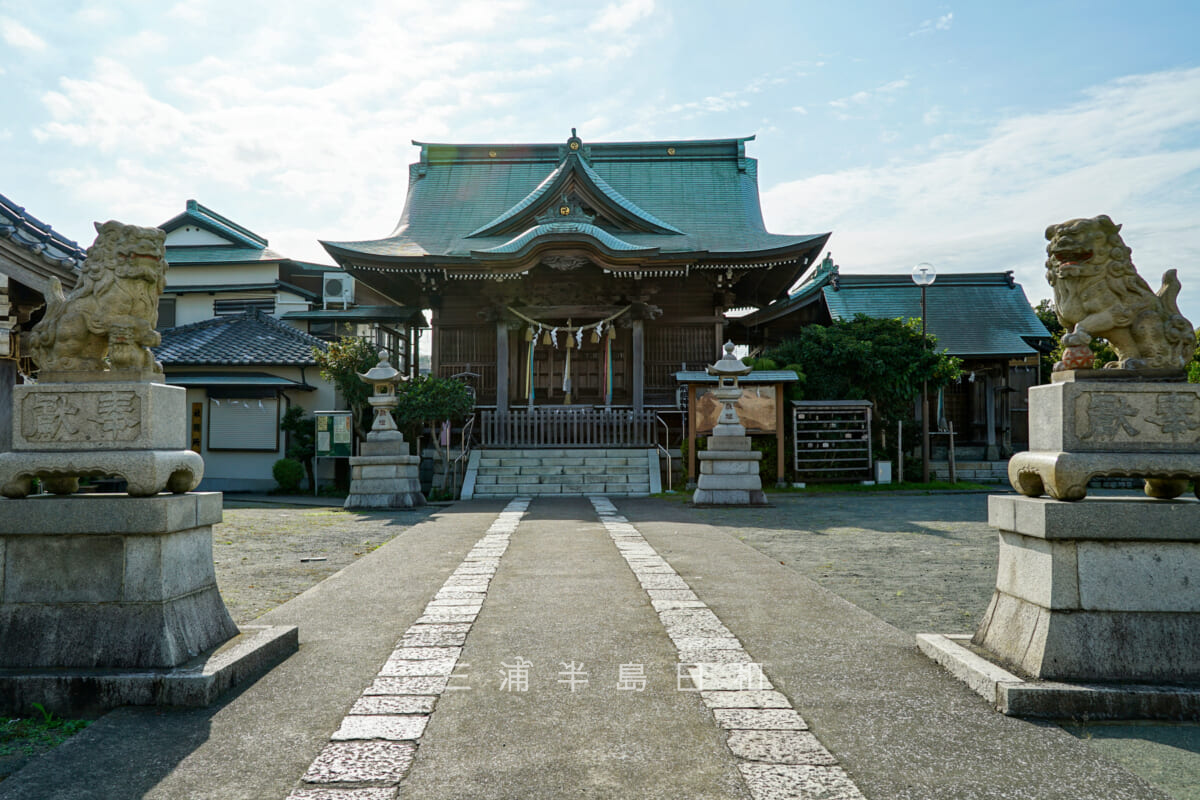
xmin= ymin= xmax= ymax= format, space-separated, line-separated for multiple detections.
xmin=313 ymin=336 xmax=379 ymax=436
xmin=279 ymin=405 xmax=316 ymax=489
xmin=763 ymin=315 xmax=960 ymax=471
xmin=394 ymin=375 xmax=475 ymax=493
xmin=1190 ymin=329 xmax=1200 ymax=383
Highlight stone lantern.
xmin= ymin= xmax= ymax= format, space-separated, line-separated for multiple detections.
xmin=358 ymin=352 xmax=403 ymax=439
xmin=692 ymin=342 xmax=766 ymax=505
xmin=344 ymin=352 xmax=425 ymax=509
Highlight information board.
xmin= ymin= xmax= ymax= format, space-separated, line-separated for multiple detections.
xmin=314 ymin=411 xmax=353 ymax=458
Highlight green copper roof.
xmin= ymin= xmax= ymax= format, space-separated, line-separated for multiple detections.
xmin=738 ymin=266 xmax=1051 ymax=358
xmin=159 ymin=200 xmax=268 ymax=250
xmin=165 ymin=245 xmax=289 ymax=264
xmin=675 ymin=370 xmax=800 ymax=383
xmin=468 ymin=150 xmax=682 ymax=236
xmin=823 ymin=273 xmax=1052 ymax=357
xmin=322 ymin=134 xmax=827 ymax=264
xmin=473 ymin=222 xmax=655 ymax=257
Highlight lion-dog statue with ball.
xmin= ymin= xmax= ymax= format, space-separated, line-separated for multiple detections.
xmin=1046 ymin=214 xmax=1194 ymax=372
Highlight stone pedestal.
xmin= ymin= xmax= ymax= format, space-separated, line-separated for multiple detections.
xmin=974 ymin=494 xmax=1200 ymax=682
xmin=1009 ymin=374 xmax=1200 ymax=501
xmin=0 ymin=493 xmax=237 ymax=669
xmin=0 ymin=381 xmax=203 ymax=497
xmin=0 ymin=492 xmax=298 ymax=715
xmin=693 ymin=424 xmax=766 ymax=506
xmin=344 ymin=434 xmax=425 ymax=510
xmin=694 ymin=439 xmax=766 ymax=505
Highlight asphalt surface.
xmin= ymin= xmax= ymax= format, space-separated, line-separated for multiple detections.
xmin=1 ymin=493 xmax=1194 ymax=799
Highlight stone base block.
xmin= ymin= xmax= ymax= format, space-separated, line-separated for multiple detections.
xmin=359 ymin=439 xmax=413 ymax=458
xmin=696 ymin=472 xmax=764 ymax=491
xmin=692 ymin=488 xmax=767 ymax=506
xmin=973 ymin=495 xmax=1200 ymax=681
xmin=346 ymin=454 xmax=424 ymax=509
xmin=0 ymin=448 xmax=203 ymax=498
xmin=918 ymin=633 xmax=1200 ymax=720
xmin=1008 ymin=450 xmax=1200 ymax=502
xmin=0 ymin=493 xmax=237 ymax=668
xmin=0 ymin=624 xmax=298 ymax=716
xmin=345 ymin=492 xmax=426 ymax=510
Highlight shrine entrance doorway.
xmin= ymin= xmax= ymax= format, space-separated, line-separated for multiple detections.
xmin=520 ymin=326 xmax=630 ymax=406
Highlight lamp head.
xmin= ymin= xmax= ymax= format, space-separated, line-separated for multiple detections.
xmin=911 ymin=262 xmax=937 ymax=286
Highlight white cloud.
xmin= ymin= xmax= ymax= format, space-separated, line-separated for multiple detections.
xmin=590 ymin=0 xmax=655 ymax=34
xmin=30 ymin=0 xmax=671 ymax=258
xmin=828 ymin=78 xmax=909 ymax=118
xmin=763 ymin=67 xmax=1200 ymax=322
xmin=792 ymin=105 xmax=808 ymax=114
xmin=911 ymin=11 xmax=953 ymax=36
xmin=0 ymin=16 xmax=47 ymax=51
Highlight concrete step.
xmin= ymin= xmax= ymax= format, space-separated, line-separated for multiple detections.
xmin=464 ymin=448 xmax=660 ymax=499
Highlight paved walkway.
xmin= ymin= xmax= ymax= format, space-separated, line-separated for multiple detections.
xmin=0 ymin=496 xmax=1177 ymax=799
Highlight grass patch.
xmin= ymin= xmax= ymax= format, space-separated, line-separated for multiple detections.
xmin=775 ymin=480 xmax=991 ymax=493
xmin=1 ymin=705 xmax=90 ymax=761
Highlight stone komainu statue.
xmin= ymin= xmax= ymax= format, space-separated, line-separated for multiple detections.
xmin=28 ymin=220 xmax=167 ymax=377
xmin=1045 ymin=214 xmax=1195 ymax=371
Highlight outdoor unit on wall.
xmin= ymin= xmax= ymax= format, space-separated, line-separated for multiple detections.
xmin=322 ymin=273 xmax=355 ymax=308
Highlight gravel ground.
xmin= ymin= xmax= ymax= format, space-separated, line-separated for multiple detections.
xmin=709 ymin=490 xmax=1002 ymax=634
xmin=213 ymin=503 xmax=435 ymax=624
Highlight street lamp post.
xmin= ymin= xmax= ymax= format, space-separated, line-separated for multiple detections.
xmin=911 ymin=263 xmax=937 ymax=484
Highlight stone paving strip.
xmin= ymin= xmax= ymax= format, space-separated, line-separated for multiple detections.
xmin=588 ymin=496 xmax=867 ymax=800
xmin=287 ymin=497 xmax=531 ymax=800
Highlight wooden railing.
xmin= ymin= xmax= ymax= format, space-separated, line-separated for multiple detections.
xmin=479 ymin=407 xmax=659 ymax=448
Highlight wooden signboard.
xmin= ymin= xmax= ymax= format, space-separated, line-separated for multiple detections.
xmin=694 ymin=385 xmax=777 ymax=434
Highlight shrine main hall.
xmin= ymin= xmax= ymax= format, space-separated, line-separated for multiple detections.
xmin=322 ymin=131 xmax=827 ymax=440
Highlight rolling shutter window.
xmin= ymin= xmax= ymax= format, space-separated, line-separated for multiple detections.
xmin=207 ymin=397 xmax=279 ymax=451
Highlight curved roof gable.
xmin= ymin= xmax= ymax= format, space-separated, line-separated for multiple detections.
xmin=472 ymin=221 xmax=658 ymax=260
xmin=468 ymin=143 xmax=683 ymax=237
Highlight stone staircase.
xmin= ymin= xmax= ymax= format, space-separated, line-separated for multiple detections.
xmin=929 ymin=460 xmax=1010 ymax=483
xmin=462 ymin=448 xmax=662 ymax=498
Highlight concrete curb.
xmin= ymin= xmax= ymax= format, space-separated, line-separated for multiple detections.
xmin=917 ymin=633 xmax=1200 ymax=720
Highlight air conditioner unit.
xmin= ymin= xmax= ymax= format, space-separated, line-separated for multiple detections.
xmin=322 ymin=273 xmax=355 ymax=307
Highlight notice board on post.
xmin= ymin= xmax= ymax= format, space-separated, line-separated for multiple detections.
xmin=314 ymin=411 xmax=353 ymax=458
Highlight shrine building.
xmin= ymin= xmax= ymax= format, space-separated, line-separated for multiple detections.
xmin=322 ymin=131 xmax=828 ymax=450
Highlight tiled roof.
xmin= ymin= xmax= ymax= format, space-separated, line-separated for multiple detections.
xmin=675 ymin=370 xmax=800 ymax=383
xmin=738 ymin=265 xmax=1052 ymax=358
xmin=155 ymin=308 xmax=328 ymax=366
xmin=0 ymin=193 xmax=87 ymax=289
xmin=823 ymin=273 xmax=1052 ymax=357
xmin=165 ymin=245 xmax=289 ymax=264
xmin=281 ymin=305 xmax=427 ymax=324
xmin=159 ymin=199 xmax=268 ymax=249
xmin=322 ymin=134 xmax=828 ymax=265
xmin=162 ymin=280 xmax=319 ymax=301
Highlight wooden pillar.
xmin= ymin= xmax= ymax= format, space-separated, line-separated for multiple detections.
xmin=495 ymin=320 xmax=509 ymax=414
xmin=984 ymin=372 xmax=998 ymax=460
xmin=409 ymin=323 xmax=418 ymax=378
xmin=0 ymin=360 xmax=13 ymax=453
xmin=632 ymin=319 xmax=644 ymax=413
xmin=775 ymin=382 xmax=785 ymax=487
xmin=686 ymin=383 xmax=697 ymax=489
xmin=429 ymin=308 xmax=439 ymax=378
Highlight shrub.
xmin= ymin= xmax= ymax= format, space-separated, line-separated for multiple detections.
xmin=272 ymin=458 xmax=306 ymax=493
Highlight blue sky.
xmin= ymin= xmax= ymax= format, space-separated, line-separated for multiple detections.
xmin=3 ymin=0 xmax=1199 ymax=322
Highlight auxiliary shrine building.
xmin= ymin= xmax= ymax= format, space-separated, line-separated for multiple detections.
xmin=322 ymin=132 xmax=828 ymax=438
